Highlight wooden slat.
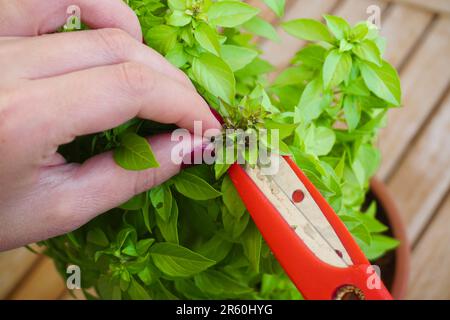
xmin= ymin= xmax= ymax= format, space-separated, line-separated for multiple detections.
xmin=261 ymin=0 xmax=339 ymax=69
xmin=384 ymin=0 xmax=450 ymax=15
xmin=8 ymin=256 xmax=66 ymax=300
xmin=0 ymin=247 xmax=39 ymax=298
xmin=60 ymin=289 xmax=86 ymax=300
xmin=334 ymin=0 xmax=387 ymax=25
xmin=246 ymin=0 xmax=282 ymax=21
xmin=407 ymin=193 xmax=450 ymax=299
xmin=378 ymin=16 xmax=450 ymax=179
xmin=380 ymin=3 xmax=434 ymax=68
xmin=387 ymin=92 xmax=450 ymax=242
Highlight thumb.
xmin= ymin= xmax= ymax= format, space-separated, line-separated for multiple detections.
xmin=54 ymin=132 xmax=205 ymax=230
xmin=0 ymin=0 xmax=142 ymax=40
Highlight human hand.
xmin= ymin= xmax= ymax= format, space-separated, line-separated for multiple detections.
xmin=0 ymin=0 xmax=221 ymax=250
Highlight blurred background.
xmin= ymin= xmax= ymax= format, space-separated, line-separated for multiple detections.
xmin=0 ymin=0 xmax=449 ymax=299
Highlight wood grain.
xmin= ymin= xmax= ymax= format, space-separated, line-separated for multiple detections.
xmin=384 ymin=0 xmax=450 ymax=15
xmin=59 ymin=289 xmax=86 ymax=300
xmin=387 ymin=92 xmax=450 ymax=243
xmin=0 ymin=247 xmax=39 ymax=298
xmin=334 ymin=0 xmax=386 ymax=25
xmin=246 ymin=0 xmax=285 ymax=21
xmin=378 ymin=17 xmax=450 ymax=180
xmin=261 ymin=0 xmax=339 ymax=69
xmin=380 ymin=3 xmax=434 ymax=68
xmin=7 ymin=255 xmax=66 ymax=300
xmin=407 ymin=194 xmax=450 ymax=299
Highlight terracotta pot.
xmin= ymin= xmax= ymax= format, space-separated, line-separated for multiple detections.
xmin=369 ymin=178 xmax=410 ymax=300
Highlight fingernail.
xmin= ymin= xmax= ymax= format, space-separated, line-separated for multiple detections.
xmin=180 ymin=136 xmax=210 ymax=169
xmin=210 ymin=107 xmax=224 ymax=124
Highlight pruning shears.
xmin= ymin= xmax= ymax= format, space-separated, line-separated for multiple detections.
xmin=227 ymin=154 xmax=393 ymax=300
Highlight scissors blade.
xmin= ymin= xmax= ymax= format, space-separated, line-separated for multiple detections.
xmin=244 ymin=154 xmax=352 ymax=267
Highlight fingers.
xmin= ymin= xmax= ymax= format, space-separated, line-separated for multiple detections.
xmin=0 ymin=29 xmax=192 ymax=88
xmin=0 ymin=133 xmax=205 ymax=250
xmin=24 ymin=62 xmax=220 ymax=146
xmin=0 ymin=133 xmax=203 ymax=250
xmin=57 ymin=133 xmax=204 ymax=224
xmin=0 ymin=0 xmax=142 ymax=40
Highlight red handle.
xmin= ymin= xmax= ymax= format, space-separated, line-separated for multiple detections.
xmin=228 ymin=157 xmax=392 ymax=300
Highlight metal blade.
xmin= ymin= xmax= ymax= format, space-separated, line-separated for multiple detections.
xmin=244 ymin=154 xmax=352 ymax=267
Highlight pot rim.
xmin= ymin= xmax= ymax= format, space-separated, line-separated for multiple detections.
xmin=370 ymin=178 xmax=410 ymax=300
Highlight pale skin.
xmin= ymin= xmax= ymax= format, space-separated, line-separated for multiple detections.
xmin=0 ymin=0 xmax=221 ymax=251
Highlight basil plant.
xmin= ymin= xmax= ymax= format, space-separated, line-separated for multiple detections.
xmin=42 ymin=0 xmax=401 ymax=299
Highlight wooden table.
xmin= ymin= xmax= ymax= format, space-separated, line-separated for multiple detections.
xmin=1 ymin=0 xmax=449 ymax=300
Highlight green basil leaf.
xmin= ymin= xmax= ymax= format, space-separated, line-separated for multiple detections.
xmin=87 ymin=228 xmax=109 ymax=247
xmin=168 ymin=0 xmax=186 ymax=11
xmin=342 ymin=78 xmax=370 ymax=96
xmin=97 ymin=276 xmax=121 ymax=300
xmin=323 ymin=14 xmax=350 ymax=40
xmin=360 ymin=61 xmax=401 ymax=106
xmin=291 ymin=45 xmax=326 ymax=68
xmin=208 ymin=1 xmax=260 ymax=28
xmin=173 ymin=171 xmax=222 ymax=200
xmin=194 ymin=270 xmax=253 ymax=297
xmin=374 ymin=36 xmax=387 ymax=56
xmin=150 ymin=280 xmax=179 ymax=300
xmin=119 ymin=193 xmax=146 ymax=210
xmin=263 ymin=119 xmax=298 ymax=139
xmin=322 ymin=49 xmax=352 ymax=88
xmin=339 ymin=38 xmax=353 ymax=52
xmin=128 ymin=278 xmax=151 ymax=300
xmin=242 ymin=16 xmax=279 ymax=42
xmin=295 ymin=78 xmax=330 ymax=123
xmin=352 ymin=40 xmax=382 ymax=66
xmin=194 ymin=22 xmax=221 ymax=56
xmin=196 ymin=234 xmax=233 ymax=263
xmin=136 ymin=238 xmax=155 ymax=256
xmin=359 ymin=213 xmax=388 ymax=233
xmin=166 ymin=10 xmax=191 ymax=27
xmin=334 ymin=154 xmax=346 ymax=179
xmin=235 ymin=57 xmax=274 ymax=77
xmin=241 ymin=221 xmax=262 ymax=273
xmin=304 ymin=125 xmax=336 ymax=156
xmin=351 ymin=144 xmax=380 ymax=187
xmin=340 ymin=215 xmax=371 ymax=246
xmin=174 ymin=279 xmax=209 ymax=299
xmin=222 ymin=206 xmax=249 ymax=239
xmin=359 ymin=235 xmax=399 ymax=260
xmin=343 ymin=95 xmax=361 ymax=131
xmin=114 ymin=133 xmax=159 ymax=170
xmin=272 ymin=65 xmax=314 ymax=87
xmin=192 ymin=52 xmax=235 ymax=104
xmin=282 ymin=19 xmax=334 ymax=43
xmin=156 ymin=198 xmax=179 ymax=244
xmin=137 ymin=267 xmax=155 ymax=286
xmin=350 ymin=22 xmax=369 ymax=41
xmin=150 ymin=184 xmax=172 ymax=222
xmin=220 ymin=45 xmax=258 ymax=72
xmin=122 ymin=241 xmax=138 ymax=257
xmin=221 ymin=175 xmax=246 ymax=218
xmin=165 ymin=44 xmax=188 ymax=68
xmin=260 ymin=273 xmax=302 ymax=299
xmin=150 ymin=242 xmax=215 ymax=277
xmin=145 ymin=25 xmax=178 ymax=55
xmin=141 ymin=199 xmax=153 ymax=233
xmin=215 ymin=162 xmax=232 ymax=180
xmin=262 ymin=0 xmax=285 ymax=17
